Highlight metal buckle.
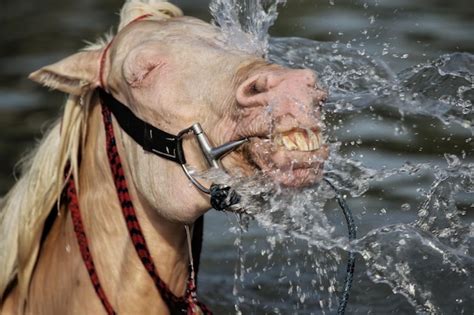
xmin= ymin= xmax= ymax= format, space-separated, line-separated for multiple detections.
xmin=177 ymin=123 xmax=248 ymax=209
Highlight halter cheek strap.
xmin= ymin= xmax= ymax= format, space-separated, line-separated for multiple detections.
xmin=99 ymin=40 xmax=113 ymax=90
xmin=99 ymin=89 xmax=186 ymax=165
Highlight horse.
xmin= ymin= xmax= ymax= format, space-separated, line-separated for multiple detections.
xmin=0 ymin=0 xmax=328 ymax=314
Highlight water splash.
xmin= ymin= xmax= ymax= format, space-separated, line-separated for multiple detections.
xmin=206 ymin=152 xmax=473 ymax=313
xmin=210 ymin=0 xmax=286 ymax=55
xmin=352 ymin=154 xmax=473 ymax=314
xmin=269 ymin=38 xmax=474 ymax=131
xmin=205 ymin=1 xmax=473 ymax=314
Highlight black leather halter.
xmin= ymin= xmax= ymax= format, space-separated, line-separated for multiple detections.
xmin=99 ymin=88 xmax=186 ymax=165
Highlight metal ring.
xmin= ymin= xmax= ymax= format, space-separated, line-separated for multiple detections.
xmin=181 ymin=164 xmax=211 ymax=194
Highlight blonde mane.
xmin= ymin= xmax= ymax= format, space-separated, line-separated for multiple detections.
xmin=0 ymin=0 xmax=183 ymax=304
xmin=0 ymin=93 xmax=88 ymax=302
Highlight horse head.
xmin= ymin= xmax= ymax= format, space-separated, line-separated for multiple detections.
xmin=29 ymin=3 xmax=328 ymax=224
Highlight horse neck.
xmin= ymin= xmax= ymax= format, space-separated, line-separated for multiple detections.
xmin=75 ymin=99 xmax=190 ymax=298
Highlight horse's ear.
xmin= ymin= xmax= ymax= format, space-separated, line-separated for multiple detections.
xmin=29 ymin=49 xmax=102 ymax=96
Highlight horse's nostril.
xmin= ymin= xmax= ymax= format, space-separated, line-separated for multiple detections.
xmin=245 ymin=81 xmax=260 ymax=97
xmin=246 ymin=75 xmax=268 ymax=96
xmin=237 ymin=74 xmax=270 ymax=107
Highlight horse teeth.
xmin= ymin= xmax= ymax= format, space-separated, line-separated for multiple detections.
xmin=282 ymin=136 xmax=298 ymax=151
xmin=295 ymin=133 xmax=309 ymax=151
xmin=317 ymin=133 xmax=323 ymax=149
xmin=307 ymin=129 xmax=321 ymax=151
xmin=275 ymin=135 xmax=284 ymax=146
xmin=274 ymin=129 xmax=323 ymax=152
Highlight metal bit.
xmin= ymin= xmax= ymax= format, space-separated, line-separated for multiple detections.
xmin=191 ymin=123 xmax=248 ymax=168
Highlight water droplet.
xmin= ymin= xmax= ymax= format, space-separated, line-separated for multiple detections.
xmin=401 ymin=203 xmax=411 ymax=212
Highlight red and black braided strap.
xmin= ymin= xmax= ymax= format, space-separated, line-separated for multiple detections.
xmin=100 ymin=100 xmax=213 ymax=315
xmin=66 ymin=12 xmax=211 ymax=314
xmin=66 ymin=176 xmax=116 ymax=315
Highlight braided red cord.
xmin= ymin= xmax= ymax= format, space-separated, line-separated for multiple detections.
xmin=68 ymin=12 xmax=212 ymax=314
xmin=100 ymin=100 xmax=212 ymax=315
xmin=67 ymin=176 xmax=116 ymax=315
xmin=66 ymin=100 xmax=213 ymax=314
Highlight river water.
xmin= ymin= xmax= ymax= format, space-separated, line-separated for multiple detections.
xmin=0 ymin=0 xmax=473 ymax=314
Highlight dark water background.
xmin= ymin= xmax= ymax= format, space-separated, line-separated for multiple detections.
xmin=1 ymin=0 xmax=473 ymax=314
